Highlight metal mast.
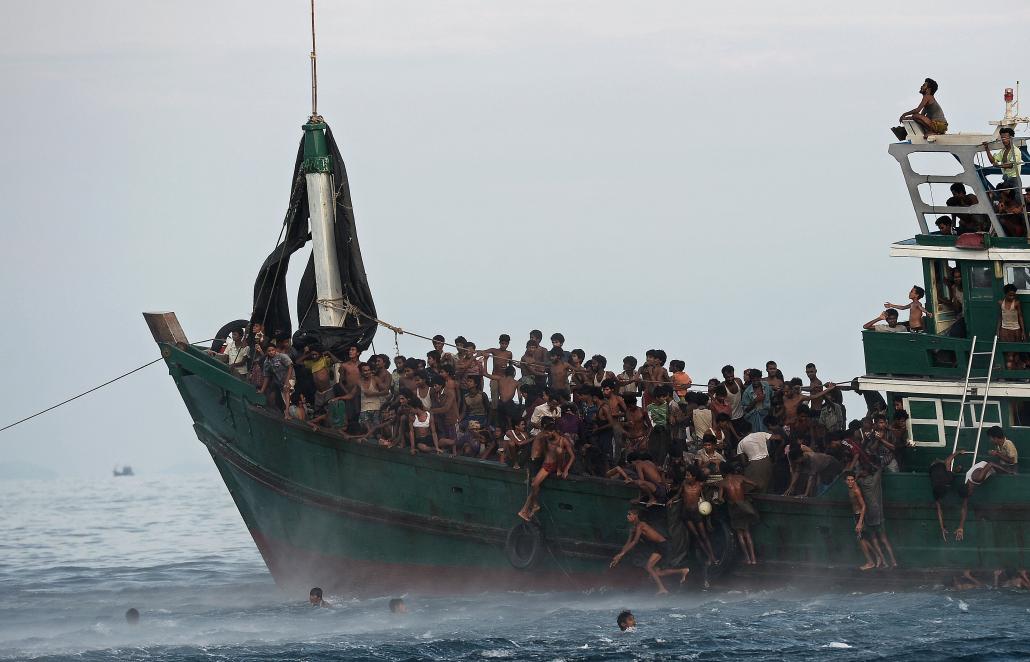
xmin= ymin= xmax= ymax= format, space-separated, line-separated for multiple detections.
xmin=302 ymin=0 xmax=346 ymax=327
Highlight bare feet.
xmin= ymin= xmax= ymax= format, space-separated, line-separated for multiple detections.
xmin=680 ymin=569 xmax=690 ymax=584
xmin=517 ymin=510 xmax=531 ymax=522
xmin=656 ymin=588 xmax=669 ymax=596
xmin=860 ymin=562 xmax=876 ymax=571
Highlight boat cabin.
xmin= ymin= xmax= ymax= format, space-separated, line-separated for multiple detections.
xmin=860 ymin=109 xmax=1030 ymax=471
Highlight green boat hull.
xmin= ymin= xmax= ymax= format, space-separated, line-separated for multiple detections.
xmin=160 ymin=342 xmax=1030 ymax=594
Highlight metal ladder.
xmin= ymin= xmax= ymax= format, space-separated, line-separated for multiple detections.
xmin=950 ymin=335 xmax=1000 ymax=462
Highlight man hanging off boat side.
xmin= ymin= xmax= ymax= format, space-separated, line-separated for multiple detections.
xmin=898 ymin=77 xmax=947 ymax=136
xmin=517 ymin=417 xmax=574 ymax=521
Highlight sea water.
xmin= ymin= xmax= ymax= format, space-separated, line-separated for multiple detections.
xmin=2 ymin=472 xmax=1029 ymax=661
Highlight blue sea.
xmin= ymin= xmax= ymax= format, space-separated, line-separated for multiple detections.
xmin=2 ymin=472 xmax=1029 ymax=661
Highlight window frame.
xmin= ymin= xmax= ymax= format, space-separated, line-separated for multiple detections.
xmin=1003 ymin=263 xmax=1030 ymax=295
xmin=903 ymin=397 xmax=1001 ymax=448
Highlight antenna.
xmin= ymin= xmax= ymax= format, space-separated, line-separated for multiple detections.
xmin=309 ymin=0 xmax=321 ymax=122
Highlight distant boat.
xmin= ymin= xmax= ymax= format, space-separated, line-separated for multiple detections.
xmin=113 ymin=465 xmax=134 ymax=477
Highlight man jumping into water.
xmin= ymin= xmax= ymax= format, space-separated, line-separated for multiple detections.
xmin=609 ymin=508 xmax=690 ymax=595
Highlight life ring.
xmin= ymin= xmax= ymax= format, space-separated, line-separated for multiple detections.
xmin=505 ymin=520 xmax=544 ymax=570
xmin=211 ymin=319 xmax=251 ymax=353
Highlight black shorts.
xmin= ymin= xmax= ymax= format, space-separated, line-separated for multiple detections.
xmin=641 ymin=539 xmax=672 ymax=561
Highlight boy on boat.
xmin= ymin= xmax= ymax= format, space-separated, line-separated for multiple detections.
xmin=718 ymin=464 xmax=759 ymax=565
xmin=517 ymin=417 xmax=574 ymax=521
xmin=884 ymin=286 xmax=931 ymax=333
xmin=610 ymin=508 xmax=690 ymax=595
xmin=845 ymin=473 xmax=881 ymax=570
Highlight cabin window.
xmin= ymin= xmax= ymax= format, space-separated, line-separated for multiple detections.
xmin=1004 ymin=264 xmax=1030 ymax=294
xmin=904 ymin=397 xmax=1000 ymax=447
xmin=904 ymin=397 xmax=948 ymax=447
xmin=1010 ymin=399 xmax=1030 ymax=427
xmin=968 ymin=264 xmax=994 ymax=299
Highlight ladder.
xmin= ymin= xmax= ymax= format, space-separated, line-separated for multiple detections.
xmin=950 ymin=335 xmax=1000 ymax=462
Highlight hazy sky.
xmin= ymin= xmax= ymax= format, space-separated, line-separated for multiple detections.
xmin=2 ymin=1 xmax=1026 ymax=475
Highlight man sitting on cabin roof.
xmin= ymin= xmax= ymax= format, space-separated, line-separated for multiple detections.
xmin=899 ymin=78 xmax=947 ymax=136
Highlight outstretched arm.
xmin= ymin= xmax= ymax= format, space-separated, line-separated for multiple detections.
xmin=611 ymin=525 xmax=642 ymax=567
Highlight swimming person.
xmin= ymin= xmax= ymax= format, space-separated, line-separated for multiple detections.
xmin=125 ymin=608 xmax=140 ymax=625
xmin=309 ymin=587 xmax=330 ymax=607
xmin=617 ymin=610 xmax=636 ymax=631
xmin=389 ymin=598 xmax=408 ymax=613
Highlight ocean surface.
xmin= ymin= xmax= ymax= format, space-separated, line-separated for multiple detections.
xmin=2 ymin=472 xmax=1029 ymax=662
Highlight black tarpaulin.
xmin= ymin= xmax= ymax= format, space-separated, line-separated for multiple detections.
xmin=251 ymin=125 xmax=378 ymax=355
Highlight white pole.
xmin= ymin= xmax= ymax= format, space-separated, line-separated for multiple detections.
xmin=306 ymin=171 xmax=346 ymax=327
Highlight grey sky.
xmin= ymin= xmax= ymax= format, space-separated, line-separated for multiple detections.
xmin=1 ymin=1 xmax=1025 ymax=475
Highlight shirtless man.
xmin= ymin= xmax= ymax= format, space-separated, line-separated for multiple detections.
xmin=517 ymin=417 xmax=574 ymax=521
xmin=804 ymin=363 xmax=823 ymax=415
xmin=954 ymin=452 xmax=1015 ymax=542
xmin=622 ymin=395 xmax=651 ymax=454
xmin=429 ymin=376 xmax=460 ymax=451
xmin=519 ymin=331 xmax=549 ymax=386
xmin=479 ymin=334 xmax=512 ymax=412
xmin=640 ymin=350 xmax=671 ymax=409
xmin=845 ymin=473 xmax=880 ymax=570
xmin=782 ymin=379 xmax=837 ymax=428
xmin=885 ymin=285 xmax=931 ymax=333
xmin=546 ymin=348 xmax=574 ymax=400
xmin=334 ymin=345 xmax=362 ymax=423
xmin=681 ymin=466 xmax=716 ymax=565
xmin=610 ymin=509 xmax=690 ymax=595
xmin=719 ymin=466 xmax=760 ymax=565
xmin=596 ymin=379 xmax=628 ymax=463
xmin=431 ymin=334 xmax=456 ymax=372
xmin=455 ymin=342 xmax=483 ymax=384
xmin=485 ymin=366 xmax=520 ymax=431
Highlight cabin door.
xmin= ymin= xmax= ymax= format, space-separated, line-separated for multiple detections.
xmin=963 ymin=262 xmax=998 ymax=340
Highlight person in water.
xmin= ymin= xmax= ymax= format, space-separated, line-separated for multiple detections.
xmin=309 ymin=587 xmax=330 ymax=607
xmin=125 ymin=608 xmax=140 ymax=625
xmin=617 ymin=610 xmax=636 ymax=631
xmin=389 ymin=598 xmax=408 ymax=613
xmin=899 ymin=77 xmax=947 ymax=135
xmin=610 ymin=508 xmax=690 ymax=595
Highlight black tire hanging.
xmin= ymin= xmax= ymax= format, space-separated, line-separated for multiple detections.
xmin=505 ymin=520 xmax=544 ymax=570
xmin=696 ymin=512 xmax=739 ymax=580
xmin=211 ymin=319 xmax=251 ymax=353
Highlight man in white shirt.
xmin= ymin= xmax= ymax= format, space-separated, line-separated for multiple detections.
xmin=738 ymin=429 xmax=773 ymax=493
xmin=529 ymin=392 xmax=562 ymax=435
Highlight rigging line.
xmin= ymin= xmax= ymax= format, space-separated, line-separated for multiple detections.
xmin=0 ymin=357 xmax=163 ymax=434
xmin=317 ymin=297 xmax=857 ymax=390
xmin=0 ymin=338 xmax=217 ymax=435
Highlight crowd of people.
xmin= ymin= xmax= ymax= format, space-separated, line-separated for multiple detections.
xmin=215 ymin=324 xmax=954 ymax=576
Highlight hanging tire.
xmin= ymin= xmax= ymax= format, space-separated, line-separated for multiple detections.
xmin=505 ymin=520 xmax=544 ymax=570
xmin=211 ymin=319 xmax=251 ymax=353
xmin=695 ymin=512 xmax=738 ymax=580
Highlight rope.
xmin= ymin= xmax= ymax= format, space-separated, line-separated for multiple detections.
xmin=0 ymin=339 xmax=217 ymax=435
xmin=0 ymin=357 xmax=163 ymax=433
xmin=315 ymin=297 xmax=852 ymax=390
